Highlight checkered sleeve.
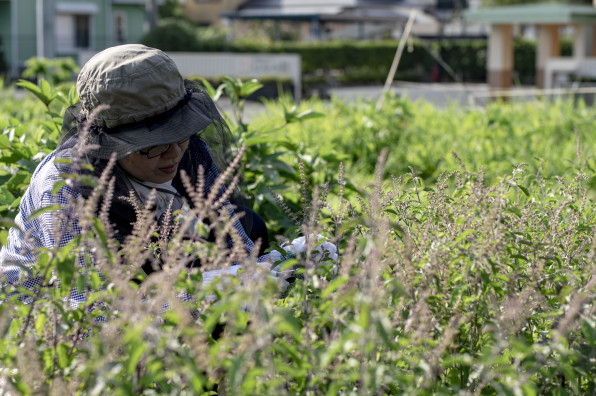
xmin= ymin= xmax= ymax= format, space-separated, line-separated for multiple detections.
xmin=0 ymin=152 xmax=86 ymax=305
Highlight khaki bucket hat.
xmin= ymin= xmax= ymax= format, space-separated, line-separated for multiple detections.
xmin=74 ymin=44 xmax=214 ymax=160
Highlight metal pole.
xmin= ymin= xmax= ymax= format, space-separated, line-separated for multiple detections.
xmin=147 ymin=0 xmax=158 ymax=30
xmin=376 ymin=9 xmax=417 ymax=111
xmin=106 ymin=0 xmax=112 ymax=47
xmin=11 ymin=0 xmax=18 ymax=79
xmin=36 ymin=0 xmax=44 ymax=58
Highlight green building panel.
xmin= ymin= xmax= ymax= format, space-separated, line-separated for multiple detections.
xmin=2 ymin=0 xmax=148 ymax=79
xmin=113 ymin=4 xmax=148 ymax=44
xmin=0 ymin=2 xmax=10 ymax=74
xmin=3 ymin=0 xmax=38 ymax=73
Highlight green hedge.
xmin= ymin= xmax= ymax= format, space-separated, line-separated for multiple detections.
xmin=228 ymin=39 xmax=567 ymax=86
xmin=228 ymin=39 xmax=553 ymax=86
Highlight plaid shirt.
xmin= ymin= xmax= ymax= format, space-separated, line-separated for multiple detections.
xmin=0 ymin=142 xmax=265 ymax=306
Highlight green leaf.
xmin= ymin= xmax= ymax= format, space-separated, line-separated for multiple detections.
xmin=517 ymin=184 xmax=530 ymax=197
xmin=56 ymin=343 xmax=71 ymax=370
xmin=6 ymin=170 xmax=32 ymax=191
xmin=506 ymin=206 xmax=522 ymax=218
xmin=244 ymin=134 xmax=277 ymax=146
xmin=51 ymin=180 xmax=67 ymax=195
xmin=0 ymin=189 xmax=16 ymax=206
xmin=56 ymin=254 xmax=75 ymax=289
xmin=39 ymin=78 xmax=58 ymax=106
xmin=294 ymin=109 xmax=324 ymax=121
xmin=162 ymin=310 xmax=180 ymax=326
xmin=27 ymin=204 xmax=62 ymax=221
xmin=92 ymin=217 xmax=109 ymax=251
xmin=321 ymin=275 xmax=348 ymax=298
xmin=13 ymin=378 xmax=32 ymax=395
xmin=35 ymin=312 xmax=47 ymax=337
xmin=276 ymin=308 xmax=302 ymax=337
xmin=511 ymin=254 xmax=529 ymax=262
xmin=198 ymin=77 xmax=225 ymax=102
xmin=0 ymin=134 xmax=10 ymax=150
xmin=508 ymin=180 xmax=530 ymax=197
xmin=374 ymin=314 xmax=396 ymax=350
xmin=283 ymin=105 xmax=298 ymax=124
xmin=272 ymin=340 xmax=303 ymax=365
xmin=124 ymin=327 xmax=148 ymax=375
xmin=238 ymin=79 xmax=263 ymax=97
xmin=455 ymin=229 xmax=473 ymax=244
xmin=42 ymin=348 xmax=54 ymax=375
xmin=16 ymin=79 xmax=42 ymax=97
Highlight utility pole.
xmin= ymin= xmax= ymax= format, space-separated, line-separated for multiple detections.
xmin=36 ymin=0 xmax=44 ymax=58
xmin=376 ymin=9 xmax=417 ymax=111
xmin=11 ymin=0 xmax=18 ymax=79
xmin=147 ymin=0 xmax=158 ymax=30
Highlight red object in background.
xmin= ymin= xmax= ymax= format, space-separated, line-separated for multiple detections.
xmin=431 ymin=65 xmax=440 ymax=82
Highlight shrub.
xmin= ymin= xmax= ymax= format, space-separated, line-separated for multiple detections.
xmin=141 ymin=20 xmax=229 ymax=52
xmin=141 ymin=18 xmax=202 ymax=51
xmin=21 ymin=57 xmax=79 ymax=86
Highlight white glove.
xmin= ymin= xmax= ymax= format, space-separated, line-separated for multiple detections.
xmin=269 ymin=234 xmax=338 ymax=278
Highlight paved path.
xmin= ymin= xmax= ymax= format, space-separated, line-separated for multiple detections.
xmin=228 ymin=81 xmax=594 ymax=122
xmin=329 ymin=82 xmax=491 ymax=107
xmin=222 ymin=82 xmax=495 ymax=122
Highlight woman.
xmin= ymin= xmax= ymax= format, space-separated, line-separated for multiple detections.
xmin=0 ymin=44 xmax=270 ymax=300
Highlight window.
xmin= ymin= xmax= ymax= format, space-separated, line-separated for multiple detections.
xmin=75 ymin=15 xmax=90 ymax=48
xmin=55 ymin=2 xmax=97 ymax=54
xmin=56 ymin=13 xmax=93 ymax=52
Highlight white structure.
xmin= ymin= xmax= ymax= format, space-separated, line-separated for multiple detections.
xmin=465 ymin=3 xmax=596 ymax=90
xmin=80 ymin=51 xmax=302 ymax=101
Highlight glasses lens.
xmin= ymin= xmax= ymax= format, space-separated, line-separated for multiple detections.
xmin=141 ymin=137 xmax=190 ymax=158
xmin=146 ymin=144 xmax=169 ymax=159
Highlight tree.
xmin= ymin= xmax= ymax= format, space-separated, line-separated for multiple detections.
xmin=159 ymin=0 xmax=184 ymax=19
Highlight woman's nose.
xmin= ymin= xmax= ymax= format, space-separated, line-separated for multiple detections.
xmin=161 ymin=142 xmax=183 ymax=159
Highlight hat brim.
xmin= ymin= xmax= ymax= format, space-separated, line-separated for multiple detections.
xmin=85 ymin=91 xmax=214 ymax=160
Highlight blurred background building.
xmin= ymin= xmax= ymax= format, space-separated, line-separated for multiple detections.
xmin=4 ymin=0 xmax=596 ymax=94
xmin=1 ymin=0 xmax=477 ymax=78
xmin=1 ymin=0 xmax=150 ymax=78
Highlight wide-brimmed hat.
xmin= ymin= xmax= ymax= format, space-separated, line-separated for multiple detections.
xmin=73 ymin=44 xmax=215 ymax=160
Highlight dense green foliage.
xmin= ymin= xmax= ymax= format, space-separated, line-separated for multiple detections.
xmin=21 ymin=57 xmax=80 ymax=86
xmin=0 ymin=79 xmax=595 ymax=394
xmin=140 ymin=19 xmax=228 ymax=53
xmin=253 ymin=93 xmax=596 ymax=190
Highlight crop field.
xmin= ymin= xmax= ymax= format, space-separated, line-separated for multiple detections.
xmin=0 ymin=77 xmax=595 ymax=394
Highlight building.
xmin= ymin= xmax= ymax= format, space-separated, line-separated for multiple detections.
xmin=0 ymin=0 xmax=150 ymax=79
xmin=224 ymin=0 xmax=437 ymax=41
xmin=183 ymin=0 xmax=475 ymax=41
xmin=465 ymin=2 xmax=596 ymax=89
xmin=183 ymin=0 xmax=245 ymax=26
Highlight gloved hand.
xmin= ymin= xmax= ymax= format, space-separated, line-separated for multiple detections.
xmin=269 ymin=234 xmax=339 ymax=279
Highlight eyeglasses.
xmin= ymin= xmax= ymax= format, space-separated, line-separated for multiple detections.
xmin=138 ymin=137 xmax=191 ymax=159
